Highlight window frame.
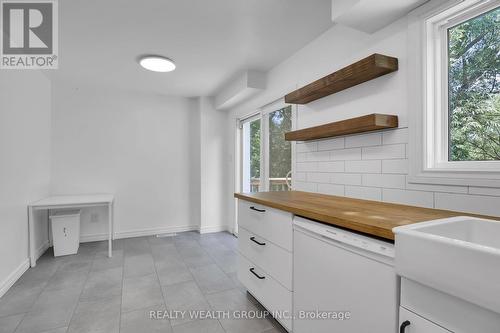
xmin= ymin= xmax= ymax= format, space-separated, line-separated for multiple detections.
xmin=408 ymin=0 xmax=500 ymax=188
xmin=236 ymin=99 xmax=297 ymax=193
xmin=259 ymin=99 xmax=297 ymax=192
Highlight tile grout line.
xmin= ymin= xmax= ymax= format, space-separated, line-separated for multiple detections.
xmin=192 ymin=235 xmax=229 ymax=333
xmin=12 ymin=256 xmax=61 ymax=332
xmin=64 ymin=246 xmax=99 ymax=333
xmin=148 ymin=236 xmax=174 ymax=332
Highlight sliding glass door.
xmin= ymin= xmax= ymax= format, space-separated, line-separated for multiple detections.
xmin=239 ymin=103 xmax=294 ymax=193
xmin=241 ymin=116 xmax=261 ymax=193
xmin=268 ymin=106 xmax=292 ymax=191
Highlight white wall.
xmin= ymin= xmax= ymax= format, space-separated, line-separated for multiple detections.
xmin=50 ymin=84 xmax=201 ymax=239
xmin=0 ymin=71 xmax=51 ymax=296
xmin=225 ymin=16 xmax=500 ymax=223
xmin=198 ymin=97 xmax=229 ymax=233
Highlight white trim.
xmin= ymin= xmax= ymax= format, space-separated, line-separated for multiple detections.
xmin=237 ymin=112 xmax=260 ymax=129
xmin=36 ymin=240 xmax=50 ymax=260
xmin=115 ymin=225 xmax=199 ymax=239
xmin=198 ymin=225 xmax=229 ymax=234
xmin=74 ymin=224 xmax=228 ymax=243
xmin=408 ymin=0 xmax=500 ymax=188
xmin=261 ymin=107 xmax=269 ymax=191
xmin=80 ymin=233 xmax=110 ymax=243
xmin=0 ymin=259 xmax=29 ymax=298
xmin=260 ymin=99 xmax=294 ymax=191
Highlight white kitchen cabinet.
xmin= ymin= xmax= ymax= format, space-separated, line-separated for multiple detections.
xmin=238 ymin=227 xmax=292 ymax=290
xmin=399 ymin=307 xmax=451 ymax=333
xmin=238 ymin=254 xmax=292 ymax=330
xmin=237 ymin=199 xmax=293 ymax=332
xmin=238 ymin=200 xmax=293 ymax=251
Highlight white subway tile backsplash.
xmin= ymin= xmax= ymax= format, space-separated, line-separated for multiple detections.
xmin=345 ymin=160 xmax=381 ymax=173
xmin=294 ymin=181 xmax=318 ymax=192
xmin=295 ymin=172 xmax=307 ymax=182
xmin=296 ymin=152 xmax=308 ymax=162
xmin=317 ymin=138 xmax=345 ymax=151
xmin=382 ymin=159 xmax=408 ymax=174
xmin=435 ymin=193 xmax=500 ymax=217
xmin=405 ymin=177 xmax=468 ymax=194
xmin=363 ymin=174 xmax=406 ymax=189
xmin=345 ymin=186 xmax=382 ymax=201
xmin=382 ymin=128 xmax=408 ymax=145
xmin=362 ymin=144 xmax=405 ymax=160
xmin=294 ymin=129 xmax=500 ymax=217
xmin=296 ymin=162 xmax=318 ymax=172
xmin=317 ymin=161 xmax=345 ymax=173
xmin=331 ymin=148 xmax=361 ymax=161
xmin=469 ymin=187 xmax=500 ymax=197
xmin=345 ymin=132 xmax=382 ymax=148
xmin=331 ymin=173 xmax=362 ymax=186
xmin=307 ymin=172 xmax=331 ymax=183
xmin=317 ymin=183 xmax=345 ymax=196
xmin=296 ymin=141 xmax=318 ymax=153
xmin=307 ymin=151 xmax=331 ymax=161
xmin=382 ymin=189 xmax=434 ymax=208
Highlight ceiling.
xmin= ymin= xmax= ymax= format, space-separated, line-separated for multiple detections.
xmin=49 ymin=0 xmax=333 ymax=97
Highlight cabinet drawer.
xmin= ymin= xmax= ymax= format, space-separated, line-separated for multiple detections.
xmin=399 ymin=307 xmax=451 ymax=333
xmin=238 ymin=227 xmax=292 ymax=290
xmin=238 ymin=254 xmax=292 ymax=331
xmin=238 ymin=200 xmax=292 ymax=251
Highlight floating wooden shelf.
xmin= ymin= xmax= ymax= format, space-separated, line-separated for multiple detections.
xmin=285 ymin=114 xmax=398 ymax=141
xmin=284 ymin=54 xmax=398 ymax=104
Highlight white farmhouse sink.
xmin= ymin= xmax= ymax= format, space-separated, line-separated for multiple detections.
xmin=393 ymin=216 xmax=500 ymax=314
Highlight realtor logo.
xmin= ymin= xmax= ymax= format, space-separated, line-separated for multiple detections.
xmin=0 ymin=0 xmax=58 ymax=69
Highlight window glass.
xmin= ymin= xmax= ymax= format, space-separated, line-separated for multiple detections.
xmin=268 ymin=106 xmax=292 ymax=191
xmin=448 ymin=6 xmax=499 ymax=161
xmin=242 ymin=118 xmax=261 ymax=192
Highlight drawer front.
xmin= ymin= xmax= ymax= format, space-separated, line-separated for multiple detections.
xmin=238 ymin=199 xmax=293 ymax=251
xmin=238 ymin=254 xmax=292 ymax=331
xmin=399 ymin=307 xmax=451 ymax=333
xmin=238 ymin=227 xmax=292 ymax=290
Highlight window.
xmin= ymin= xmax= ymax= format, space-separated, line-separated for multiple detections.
xmin=241 ymin=116 xmax=261 ymax=193
xmin=408 ymin=0 xmax=500 ymax=187
xmin=448 ymin=6 xmax=499 ymax=162
xmin=268 ymin=106 xmax=293 ymax=191
xmin=238 ymin=102 xmax=295 ymax=193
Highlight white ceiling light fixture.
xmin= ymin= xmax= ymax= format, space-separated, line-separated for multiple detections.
xmin=139 ymin=55 xmax=176 ymax=72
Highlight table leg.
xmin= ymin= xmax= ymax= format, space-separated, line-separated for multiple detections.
xmin=108 ymin=202 xmax=113 ymax=258
xmin=28 ymin=206 xmax=36 ymax=267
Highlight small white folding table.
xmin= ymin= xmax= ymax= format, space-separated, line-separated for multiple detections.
xmin=28 ymin=194 xmax=114 ymax=267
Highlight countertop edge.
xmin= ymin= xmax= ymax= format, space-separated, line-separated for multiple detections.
xmin=234 ymin=191 xmax=498 ymax=241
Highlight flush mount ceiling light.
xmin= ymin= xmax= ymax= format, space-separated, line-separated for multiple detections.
xmin=139 ymin=55 xmax=176 ymax=72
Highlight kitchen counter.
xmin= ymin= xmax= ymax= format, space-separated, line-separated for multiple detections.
xmin=234 ymin=191 xmax=498 ymax=240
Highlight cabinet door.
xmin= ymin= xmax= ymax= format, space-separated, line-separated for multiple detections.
xmin=238 ymin=200 xmax=293 ymax=251
xmin=399 ymin=307 xmax=452 ymax=333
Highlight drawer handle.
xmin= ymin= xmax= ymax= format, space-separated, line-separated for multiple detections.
xmin=249 ymin=267 xmax=265 ymax=280
xmin=250 ymin=206 xmax=266 ymax=213
xmin=250 ymin=237 xmax=266 ymax=246
xmin=400 ymin=320 xmax=410 ymax=333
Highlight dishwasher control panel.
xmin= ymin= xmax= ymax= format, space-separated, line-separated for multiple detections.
xmin=294 ymin=216 xmax=395 ymax=258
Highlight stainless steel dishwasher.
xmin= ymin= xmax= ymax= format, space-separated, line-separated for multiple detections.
xmin=293 ymin=216 xmax=398 ymax=333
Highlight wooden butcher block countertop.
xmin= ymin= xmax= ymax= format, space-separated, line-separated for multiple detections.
xmin=234 ymin=191 xmax=498 ymax=241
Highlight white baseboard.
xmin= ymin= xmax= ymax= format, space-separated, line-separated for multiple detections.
xmin=115 ymin=225 xmax=199 ymax=239
xmin=198 ymin=225 xmax=229 ymax=234
xmin=80 ymin=233 xmax=109 ymax=243
xmin=78 ymin=225 xmax=200 ymax=242
xmin=36 ymin=240 xmax=50 ymax=260
xmin=78 ymin=224 xmax=229 ymax=242
xmin=0 ymin=259 xmax=29 ymax=298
